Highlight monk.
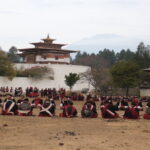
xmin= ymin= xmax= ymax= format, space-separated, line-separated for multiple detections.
xmin=32 ymin=96 xmax=43 ymax=108
xmin=131 ymin=97 xmax=143 ymax=111
xmin=38 ymin=98 xmax=56 ymax=117
xmin=101 ymin=100 xmax=119 ymax=118
xmin=123 ymin=98 xmax=142 ymax=119
xmin=143 ymin=100 xmax=150 ymax=119
xmin=59 ymin=97 xmax=77 ymax=118
xmin=81 ymin=98 xmax=98 ymax=118
xmin=118 ymin=97 xmax=129 ymax=110
xmin=18 ymin=98 xmax=33 ymax=116
xmin=2 ymin=96 xmax=18 ymax=115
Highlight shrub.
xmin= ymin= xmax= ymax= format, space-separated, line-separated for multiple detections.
xmin=16 ymin=66 xmax=54 ymax=80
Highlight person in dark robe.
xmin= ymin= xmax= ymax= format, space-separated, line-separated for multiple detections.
xmin=0 ymin=98 xmax=3 ymax=107
xmin=131 ymin=97 xmax=143 ymax=111
xmin=17 ymin=95 xmax=25 ymax=104
xmin=59 ymin=97 xmax=77 ymax=118
xmin=117 ymin=97 xmax=129 ymax=110
xmin=2 ymin=96 xmax=18 ymax=115
xmin=123 ymin=98 xmax=142 ymax=119
xmin=38 ymin=98 xmax=56 ymax=117
xmin=143 ymin=99 xmax=150 ymax=119
xmin=17 ymin=98 xmax=33 ymax=116
xmin=100 ymin=100 xmax=119 ymax=118
xmin=81 ymin=98 xmax=98 ymax=118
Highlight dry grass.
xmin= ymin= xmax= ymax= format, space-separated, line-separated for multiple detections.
xmin=0 ymin=101 xmax=150 ymax=150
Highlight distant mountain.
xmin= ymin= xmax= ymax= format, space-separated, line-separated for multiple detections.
xmin=67 ymin=34 xmax=142 ymax=53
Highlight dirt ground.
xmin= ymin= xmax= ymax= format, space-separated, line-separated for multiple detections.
xmin=0 ymin=101 xmax=150 ymax=150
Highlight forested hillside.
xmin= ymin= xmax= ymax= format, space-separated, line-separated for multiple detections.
xmin=73 ymin=42 xmax=150 ymax=69
xmin=73 ymin=42 xmax=150 ymax=95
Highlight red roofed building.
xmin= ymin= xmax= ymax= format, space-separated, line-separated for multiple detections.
xmin=18 ymin=35 xmax=78 ymax=64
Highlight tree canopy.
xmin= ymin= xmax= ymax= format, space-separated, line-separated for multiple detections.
xmin=73 ymin=42 xmax=150 ymax=70
xmin=80 ymin=68 xmax=111 ymax=95
xmin=65 ymin=73 xmax=80 ymax=91
xmin=111 ymin=61 xmax=140 ymax=96
xmin=0 ymin=50 xmax=16 ymax=80
xmin=72 ymin=41 xmax=150 ymax=95
xmin=7 ymin=46 xmax=21 ymax=63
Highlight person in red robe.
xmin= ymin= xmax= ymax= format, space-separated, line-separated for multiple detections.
xmin=38 ymin=98 xmax=56 ymax=117
xmin=81 ymin=98 xmax=98 ymax=118
xmin=59 ymin=97 xmax=77 ymax=118
xmin=100 ymin=100 xmax=119 ymax=118
xmin=2 ymin=96 xmax=18 ymax=115
xmin=17 ymin=98 xmax=33 ymax=116
xmin=143 ymin=100 xmax=150 ymax=119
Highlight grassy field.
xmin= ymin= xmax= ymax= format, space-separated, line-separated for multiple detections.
xmin=0 ymin=101 xmax=150 ymax=150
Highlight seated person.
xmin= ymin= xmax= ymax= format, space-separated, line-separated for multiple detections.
xmin=143 ymin=100 xmax=150 ymax=119
xmin=59 ymin=97 xmax=77 ymax=118
xmin=0 ymin=98 xmax=2 ymax=107
xmin=81 ymin=98 xmax=98 ymax=118
xmin=18 ymin=98 xmax=33 ymax=116
xmin=117 ymin=97 xmax=129 ymax=110
xmin=32 ymin=96 xmax=43 ymax=108
xmin=123 ymin=104 xmax=141 ymax=119
xmin=2 ymin=96 xmax=18 ymax=115
xmin=101 ymin=100 xmax=119 ymax=118
xmin=17 ymin=95 xmax=25 ymax=104
xmin=38 ymin=98 xmax=56 ymax=117
xmin=131 ymin=97 xmax=143 ymax=111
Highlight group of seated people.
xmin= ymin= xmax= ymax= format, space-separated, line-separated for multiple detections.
xmin=0 ymin=95 xmax=150 ymax=119
xmin=100 ymin=97 xmax=150 ymax=119
xmin=0 ymin=86 xmax=86 ymax=101
xmin=0 ymin=86 xmax=66 ymax=98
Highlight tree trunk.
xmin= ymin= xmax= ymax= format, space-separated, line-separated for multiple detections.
xmin=69 ymin=86 xmax=72 ymax=95
xmin=126 ymin=87 xmax=129 ymax=96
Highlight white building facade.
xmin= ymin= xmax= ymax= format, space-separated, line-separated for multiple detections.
xmin=0 ymin=63 xmax=92 ymax=91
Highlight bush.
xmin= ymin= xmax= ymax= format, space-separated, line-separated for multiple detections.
xmin=0 ymin=50 xmax=16 ymax=80
xmin=16 ymin=66 xmax=54 ymax=80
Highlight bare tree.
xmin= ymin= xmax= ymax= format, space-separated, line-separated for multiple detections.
xmin=80 ymin=67 xmax=111 ymax=95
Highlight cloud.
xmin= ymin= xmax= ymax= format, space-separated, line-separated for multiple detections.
xmin=0 ymin=0 xmax=150 ymax=52
xmin=29 ymin=0 xmax=86 ymax=8
xmin=68 ymin=34 xmax=142 ymax=53
xmin=0 ymin=10 xmax=22 ymax=15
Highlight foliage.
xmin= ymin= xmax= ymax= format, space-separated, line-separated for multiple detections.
xmin=73 ymin=49 xmax=135 ymax=69
xmin=73 ymin=42 xmax=150 ymax=70
xmin=134 ymin=42 xmax=150 ymax=68
xmin=73 ymin=42 xmax=150 ymax=95
xmin=65 ymin=73 xmax=80 ymax=91
xmin=116 ymin=49 xmax=135 ymax=61
xmin=139 ymin=70 xmax=150 ymax=88
xmin=7 ymin=46 xmax=21 ymax=63
xmin=16 ymin=66 xmax=54 ymax=80
xmin=98 ymin=49 xmax=116 ymax=66
xmin=73 ymin=51 xmax=109 ymax=68
xmin=0 ymin=50 xmax=16 ymax=80
xmin=80 ymin=68 xmax=111 ymax=95
xmin=111 ymin=61 xmax=141 ymax=96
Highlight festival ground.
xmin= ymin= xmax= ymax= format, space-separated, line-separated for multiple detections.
xmin=0 ymin=101 xmax=150 ymax=150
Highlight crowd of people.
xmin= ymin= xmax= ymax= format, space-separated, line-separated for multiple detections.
xmin=0 ymin=86 xmax=86 ymax=101
xmin=0 ymin=87 xmax=150 ymax=119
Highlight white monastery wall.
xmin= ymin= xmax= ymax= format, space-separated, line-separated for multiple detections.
xmin=0 ymin=63 xmax=92 ymax=91
xmin=140 ymin=89 xmax=150 ymax=97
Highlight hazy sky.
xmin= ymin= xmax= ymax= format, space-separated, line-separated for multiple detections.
xmin=0 ymin=0 xmax=150 ymax=51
